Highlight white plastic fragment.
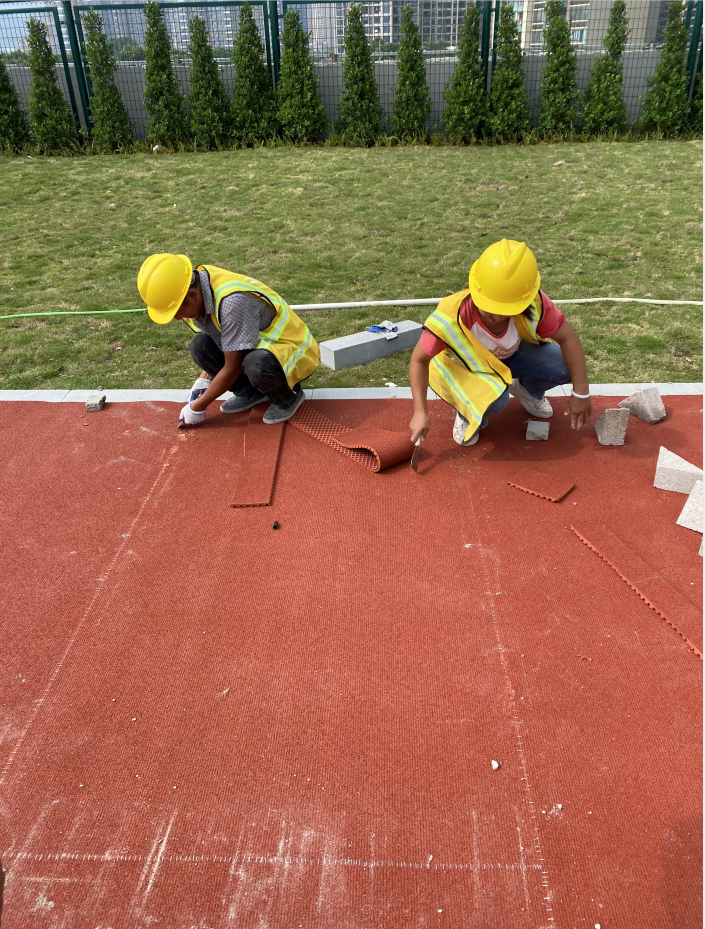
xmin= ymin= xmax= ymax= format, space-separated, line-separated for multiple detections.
xmin=618 ymin=386 xmax=666 ymax=424
xmin=654 ymin=446 xmax=703 ymax=494
xmin=700 ymin=539 xmax=703 ymax=557
xmin=676 ymin=479 xmax=703 ymax=533
xmin=491 ymin=760 xmax=501 ymax=771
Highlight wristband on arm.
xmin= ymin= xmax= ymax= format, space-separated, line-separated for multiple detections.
xmin=571 ymin=389 xmax=591 ymax=399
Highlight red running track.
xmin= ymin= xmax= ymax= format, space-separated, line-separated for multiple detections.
xmin=0 ymin=396 xmax=701 ymax=928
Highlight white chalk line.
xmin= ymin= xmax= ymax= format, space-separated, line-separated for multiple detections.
xmin=467 ymin=525 xmax=556 ymax=925
xmin=0 ymin=438 xmax=183 ymax=788
xmin=1 ymin=848 xmax=542 ymax=873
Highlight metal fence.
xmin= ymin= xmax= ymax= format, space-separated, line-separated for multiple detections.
xmin=0 ymin=0 xmax=702 ymax=138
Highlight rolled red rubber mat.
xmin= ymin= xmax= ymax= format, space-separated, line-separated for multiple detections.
xmin=290 ymin=404 xmax=413 ymax=471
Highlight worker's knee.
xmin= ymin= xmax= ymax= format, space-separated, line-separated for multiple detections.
xmin=485 ymin=391 xmax=510 ymax=418
xmin=189 ymin=333 xmax=223 ymax=376
xmin=242 ymin=349 xmax=285 ymax=386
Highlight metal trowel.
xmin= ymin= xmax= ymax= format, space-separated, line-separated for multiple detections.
xmin=410 ymin=438 xmax=422 ymax=473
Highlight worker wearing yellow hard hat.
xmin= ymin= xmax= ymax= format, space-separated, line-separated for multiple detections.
xmin=409 ymin=239 xmax=592 ymax=446
xmin=137 ymin=254 xmax=319 ymax=426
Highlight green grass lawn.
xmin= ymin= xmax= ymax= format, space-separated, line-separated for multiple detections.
xmin=0 ymin=141 xmax=701 ymax=390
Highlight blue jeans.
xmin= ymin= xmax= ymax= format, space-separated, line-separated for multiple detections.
xmin=465 ymin=340 xmax=571 ymax=432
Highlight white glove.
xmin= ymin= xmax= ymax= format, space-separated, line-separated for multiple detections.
xmin=188 ymin=377 xmax=211 ymax=404
xmin=179 ymin=402 xmax=206 ymax=425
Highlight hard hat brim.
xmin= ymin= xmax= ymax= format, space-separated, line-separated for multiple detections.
xmin=147 ymin=304 xmax=179 ymax=324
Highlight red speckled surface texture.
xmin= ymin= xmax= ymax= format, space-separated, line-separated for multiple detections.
xmin=0 ymin=395 xmax=701 ymax=929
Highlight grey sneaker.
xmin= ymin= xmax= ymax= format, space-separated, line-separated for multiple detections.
xmin=220 ymin=388 xmax=266 ymax=414
xmin=263 ymin=385 xmax=305 ymax=424
xmin=508 ymin=379 xmax=553 ymax=418
xmin=452 ymin=411 xmax=480 ymax=446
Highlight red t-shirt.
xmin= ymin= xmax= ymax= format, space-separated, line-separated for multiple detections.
xmin=419 ymin=291 xmax=565 ymax=359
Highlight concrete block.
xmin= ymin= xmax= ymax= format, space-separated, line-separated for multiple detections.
xmin=654 ymin=446 xmax=703 ymax=494
xmin=618 ymin=386 xmax=666 ymax=424
xmin=85 ymin=392 xmax=106 ymax=412
xmin=526 ymin=420 xmax=549 ymax=440
xmin=595 ymin=408 xmax=629 ymax=446
xmin=676 ymin=479 xmax=703 ymax=533
xmin=319 ymin=320 xmax=422 ymax=371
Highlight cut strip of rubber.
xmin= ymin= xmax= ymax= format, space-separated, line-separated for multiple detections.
xmin=507 ymin=468 xmax=575 ymax=502
xmin=230 ymin=404 xmax=284 ymax=507
xmin=289 ymin=405 xmax=412 ymax=472
xmin=571 ymin=521 xmax=703 ymax=658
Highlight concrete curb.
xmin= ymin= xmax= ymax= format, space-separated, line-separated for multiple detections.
xmin=0 ymin=384 xmax=702 ymax=403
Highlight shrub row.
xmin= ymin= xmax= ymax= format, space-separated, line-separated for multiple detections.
xmin=0 ymin=0 xmax=701 ymax=154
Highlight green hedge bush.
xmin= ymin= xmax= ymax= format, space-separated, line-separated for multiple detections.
xmin=82 ymin=9 xmax=133 ymax=150
xmin=641 ymin=0 xmax=689 ymax=133
xmin=187 ymin=14 xmax=231 ymax=147
xmin=391 ymin=5 xmax=431 ymax=139
xmin=0 ymin=54 xmax=29 ymax=149
xmin=231 ymin=2 xmax=278 ymax=144
xmin=277 ymin=9 xmax=328 ymax=142
xmin=582 ymin=0 xmax=629 ymax=133
xmin=337 ymin=3 xmax=382 ymax=144
xmin=442 ymin=5 xmax=487 ymax=142
xmin=488 ymin=3 xmax=530 ymax=138
xmin=539 ymin=0 xmax=579 ymax=131
xmin=26 ymin=18 xmax=77 ymax=152
xmin=144 ymin=0 xmax=186 ymax=146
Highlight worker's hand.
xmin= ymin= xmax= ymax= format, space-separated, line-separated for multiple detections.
xmin=179 ymin=402 xmax=207 ymax=426
xmin=565 ymin=394 xmax=592 ymax=430
xmin=410 ymin=410 xmax=431 ymax=444
xmin=188 ymin=376 xmax=211 ymax=404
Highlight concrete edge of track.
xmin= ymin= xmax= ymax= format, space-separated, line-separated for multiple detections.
xmin=0 ymin=384 xmax=702 ymax=403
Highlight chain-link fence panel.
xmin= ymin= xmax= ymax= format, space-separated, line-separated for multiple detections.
xmin=0 ymin=2 xmax=85 ymax=126
xmin=282 ymin=0 xmax=493 ymax=131
xmin=73 ymin=0 xmax=272 ymax=138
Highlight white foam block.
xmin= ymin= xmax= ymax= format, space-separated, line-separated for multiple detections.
xmin=676 ymin=479 xmax=703 ymax=533
xmin=654 ymin=446 xmax=703 ymax=494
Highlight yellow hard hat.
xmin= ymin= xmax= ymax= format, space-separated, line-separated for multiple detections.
xmin=468 ymin=239 xmax=540 ymax=316
xmin=137 ymin=253 xmax=193 ymax=324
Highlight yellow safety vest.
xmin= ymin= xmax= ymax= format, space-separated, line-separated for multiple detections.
xmin=184 ymin=265 xmax=319 ymax=389
xmin=424 ymin=290 xmax=549 ymax=442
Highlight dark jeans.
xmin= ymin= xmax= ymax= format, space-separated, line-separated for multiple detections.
xmin=189 ymin=333 xmax=295 ymax=404
xmin=483 ymin=339 xmax=571 ymax=420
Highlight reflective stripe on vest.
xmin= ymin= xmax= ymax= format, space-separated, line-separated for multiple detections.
xmin=184 ymin=266 xmax=319 ymax=389
xmin=424 ymin=290 xmax=548 ymax=442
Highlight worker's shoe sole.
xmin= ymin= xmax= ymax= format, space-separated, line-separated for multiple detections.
xmin=452 ymin=411 xmax=480 ymax=446
xmin=508 ymin=379 xmax=553 ymax=418
xmin=263 ymin=386 xmax=305 ymax=424
xmin=220 ymin=390 xmax=266 ymax=414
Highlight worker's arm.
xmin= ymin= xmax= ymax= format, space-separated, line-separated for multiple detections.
xmin=409 ymin=340 xmax=433 ymax=443
xmin=550 ymin=322 xmax=592 ymax=429
xmin=190 ymin=351 xmax=245 ymax=412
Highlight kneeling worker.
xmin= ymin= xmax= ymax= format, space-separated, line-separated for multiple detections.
xmin=409 ymin=239 xmax=592 ymax=446
xmin=137 ymin=254 xmax=319 ymax=426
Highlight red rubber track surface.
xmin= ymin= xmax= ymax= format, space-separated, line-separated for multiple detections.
xmin=0 ymin=396 xmax=701 ymax=929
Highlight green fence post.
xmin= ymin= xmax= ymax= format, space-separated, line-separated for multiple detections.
xmin=263 ymin=1 xmax=274 ymax=87
xmin=61 ymin=1 xmax=92 ymax=133
xmin=269 ymin=0 xmax=281 ymax=83
xmin=490 ymin=0 xmax=500 ymax=77
xmin=51 ymin=5 xmax=82 ymax=128
xmin=687 ymin=0 xmax=703 ymax=96
xmin=481 ymin=0 xmax=491 ymax=89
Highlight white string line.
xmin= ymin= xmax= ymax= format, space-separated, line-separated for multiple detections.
xmin=0 ymin=438 xmax=184 ymax=788
xmin=290 ymin=297 xmax=703 ymax=310
xmin=2 ymin=849 xmax=543 ymax=872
